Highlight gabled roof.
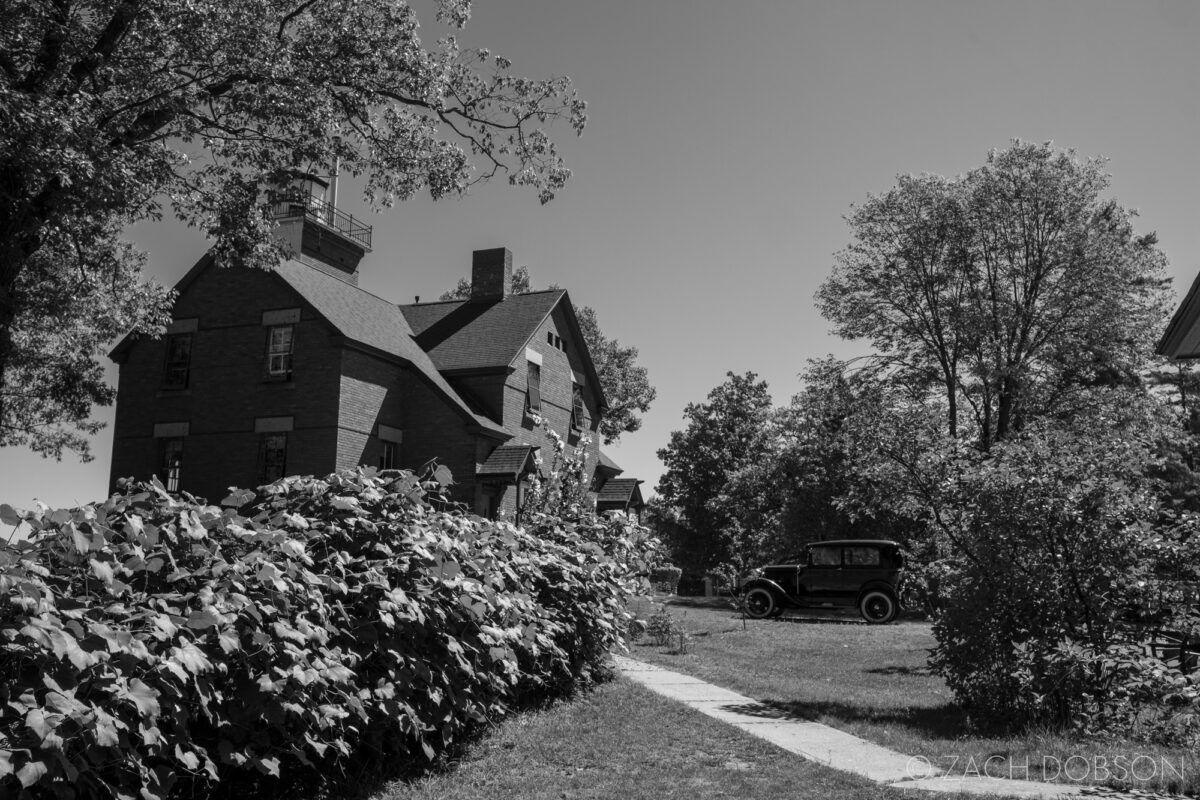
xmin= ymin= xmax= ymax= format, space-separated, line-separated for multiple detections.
xmin=273 ymin=262 xmax=506 ymax=437
xmin=477 ymin=445 xmax=539 ymax=479
xmin=596 ymin=478 xmax=645 ymax=509
xmin=110 ymin=255 xmax=506 ymax=438
xmin=596 ymin=451 xmax=623 ymax=476
xmin=1158 ymin=269 xmax=1200 ymax=358
xmin=400 ymin=291 xmax=565 ymax=372
xmin=398 ymin=289 xmax=607 ymax=411
xmin=274 ymin=261 xmax=425 ymax=362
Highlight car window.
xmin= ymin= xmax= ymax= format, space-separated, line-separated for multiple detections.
xmin=810 ymin=546 xmax=841 ymax=566
xmin=845 ymin=546 xmax=881 ymax=567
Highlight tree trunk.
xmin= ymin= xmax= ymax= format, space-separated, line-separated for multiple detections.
xmin=943 ymin=371 xmax=958 ymax=439
xmin=995 ymin=375 xmax=1020 ymax=442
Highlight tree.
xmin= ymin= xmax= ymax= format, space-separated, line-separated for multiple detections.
xmin=655 ymin=371 xmax=775 ymax=575
xmin=439 ymin=269 xmax=655 ymax=444
xmin=818 ymin=141 xmax=1171 ymax=448
xmin=1 ymin=0 xmax=586 ymax=458
xmin=926 ymin=389 xmax=1200 ymax=734
xmin=573 ymin=305 xmax=656 ymax=444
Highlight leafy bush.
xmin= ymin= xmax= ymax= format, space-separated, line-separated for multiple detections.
xmin=648 ymin=566 xmax=681 ymax=594
xmin=644 ymin=606 xmax=690 ymax=653
xmin=928 ymin=407 xmax=1200 ymax=739
xmin=0 ymin=467 xmax=654 ymax=799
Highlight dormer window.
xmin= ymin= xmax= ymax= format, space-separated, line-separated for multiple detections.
xmin=266 ymin=325 xmax=294 ymax=378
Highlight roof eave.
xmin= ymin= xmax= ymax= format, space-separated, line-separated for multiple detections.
xmin=1158 ymin=269 xmax=1200 ymax=358
xmin=507 ymin=289 xmax=609 ymax=412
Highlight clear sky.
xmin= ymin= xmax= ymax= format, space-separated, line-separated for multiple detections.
xmin=4 ymin=0 xmax=1200 ymax=511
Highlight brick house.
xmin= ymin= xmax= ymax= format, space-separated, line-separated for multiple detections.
xmin=109 ymin=193 xmax=634 ymax=520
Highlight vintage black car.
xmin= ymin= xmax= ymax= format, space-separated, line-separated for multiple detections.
xmin=740 ymin=540 xmax=905 ymax=624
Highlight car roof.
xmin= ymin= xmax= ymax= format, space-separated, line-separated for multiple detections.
xmin=805 ymin=539 xmax=900 ymax=548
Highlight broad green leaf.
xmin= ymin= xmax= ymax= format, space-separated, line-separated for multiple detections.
xmin=16 ymin=759 xmax=47 ymax=788
xmin=0 ymin=503 xmax=21 ymax=526
xmin=170 ymin=642 xmax=212 ymax=675
xmin=89 ymin=559 xmax=114 ymax=585
xmin=185 ymin=608 xmax=220 ymax=630
xmin=121 ymin=679 xmax=161 ymax=717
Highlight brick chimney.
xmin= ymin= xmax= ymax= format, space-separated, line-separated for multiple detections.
xmin=471 ymin=247 xmax=513 ymax=301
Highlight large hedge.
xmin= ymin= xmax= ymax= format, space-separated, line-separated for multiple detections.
xmin=927 ymin=411 xmax=1200 ymax=740
xmin=0 ymin=468 xmax=654 ymax=799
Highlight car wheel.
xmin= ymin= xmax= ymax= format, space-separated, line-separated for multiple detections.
xmin=859 ymin=590 xmax=897 ymax=624
xmin=743 ymin=587 xmax=777 ymax=620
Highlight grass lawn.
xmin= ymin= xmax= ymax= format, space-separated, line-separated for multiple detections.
xmin=376 ymin=676 xmax=1007 ymax=800
xmin=627 ymin=597 xmax=1198 ymax=796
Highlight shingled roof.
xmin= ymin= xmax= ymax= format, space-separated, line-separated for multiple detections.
xmin=596 ymin=478 xmax=645 ymax=509
xmin=399 ymin=291 xmax=565 ymax=372
xmin=273 ymin=261 xmax=506 ymax=436
xmin=596 ymin=451 xmax=623 ymax=476
xmin=1159 ymin=268 xmax=1200 ymax=358
xmin=109 ymin=254 xmax=506 ymax=438
xmin=476 ymin=445 xmax=539 ymax=479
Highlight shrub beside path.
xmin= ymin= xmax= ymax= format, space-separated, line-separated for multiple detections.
xmin=615 ymin=655 xmax=1088 ymax=799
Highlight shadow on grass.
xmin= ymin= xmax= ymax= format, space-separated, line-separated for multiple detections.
xmin=763 ymin=697 xmax=971 ymax=740
xmin=864 ymin=664 xmax=933 ymax=677
xmin=775 ymin=613 xmax=865 ymax=626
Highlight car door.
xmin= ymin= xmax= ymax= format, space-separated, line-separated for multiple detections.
xmin=842 ymin=545 xmax=885 ymax=601
xmin=799 ymin=545 xmax=843 ymax=602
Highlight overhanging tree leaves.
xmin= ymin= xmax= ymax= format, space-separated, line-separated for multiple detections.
xmin=818 ymin=141 xmax=1171 ymax=448
xmin=1 ymin=0 xmax=586 ymax=458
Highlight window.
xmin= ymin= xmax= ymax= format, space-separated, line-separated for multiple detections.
xmin=161 ymin=334 xmax=192 ymax=390
xmin=265 ymin=325 xmax=294 ymax=378
xmin=547 ymin=331 xmax=555 ymax=346
xmin=525 ymin=361 xmax=542 ymax=414
xmin=158 ymin=437 xmax=184 ymax=492
xmin=570 ymin=382 xmax=585 ymax=431
xmin=379 ymin=440 xmax=397 ymax=470
xmin=810 ymin=546 xmax=841 ymax=567
xmin=258 ymin=433 xmax=288 ymax=483
xmin=845 ymin=547 xmax=881 ymax=567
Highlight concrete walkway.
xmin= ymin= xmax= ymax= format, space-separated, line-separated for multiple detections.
xmin=615 ymin=654 xmax=1086 ymax=799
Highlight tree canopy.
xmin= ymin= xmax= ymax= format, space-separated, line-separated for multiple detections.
xmin=439 ymin=267 xmax=655 ymax=444
xmin=1 ymin=0 xmax=586 ymax=458
xmin=817 ymin=141 xmax=1171 ymax=447
xmin=654 ymin=371 xmax=775 ymax=575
